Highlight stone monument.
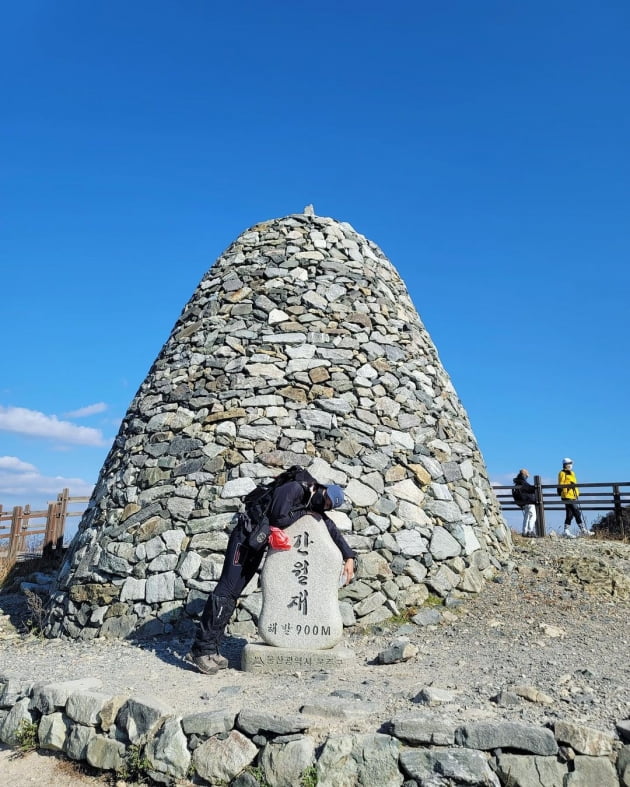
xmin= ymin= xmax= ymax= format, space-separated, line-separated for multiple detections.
xmin=45 ymin=209 xmax=511 ymax=642
xmin=242 ymin=515 xmax=354 ymax=672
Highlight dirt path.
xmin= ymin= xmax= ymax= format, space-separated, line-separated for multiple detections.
xmin=0 ymin=744 xmax=110 ymax=785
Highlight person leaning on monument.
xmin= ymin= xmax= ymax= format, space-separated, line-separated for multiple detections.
xmin=512 ymin=468 xmax=537 ymax=537
xmin=557 ymin=457 xmax=591 ymax=538
xmin=188 ymin=468 xmax=356 ymax=675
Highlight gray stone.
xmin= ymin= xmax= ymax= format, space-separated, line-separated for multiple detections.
xmin=177 ymin=551 xmax=201 ymax=580
xmin=145 ymin=572 xmax=176 ymax=604
xmin=395 ymin=529 xmax=427 ymax=556
xmin=161 ymin=528 xmax=186 ymax=552
xmin=618 ymin=720 xmax=630 ymax=744
xmin=401 ymin=583 xmax=429 ymax=607
xmin=460 ymin=524 xmax=482 ymax=554
xmin=359 ymin=605 xmax=392 ymax=625
xmin=148 ymin=553 xmax=179 ymax=572
xmin=258 ymin=515 xmax=343 ymax=649
xmin=400 ymin=747 xmax=500 ymax=786
xmin=390 ymin=713 xmax=456 ymax=746
xmin=554 ymin=719 xmax=615 ymax=755
xmin=301 ymin=697 xmax=381 ymax=720
xmin=460 ymin=565 xmax=484 ymax=593
xmin=38 ymin=711 xmax=71 ymax=750
xmin=377 ymin=637 xmax=419 ymax=664
xmin=427 ymin=564 xmax=460 ymax=596
xmin=455 ymin=721 xmax=558 ymax=755
xmin=117 ymin=695 xmax=174 ymax=744
xmin=496 ymin=753 xmax=567 ymax=787
xmin=317 ymin=733 xmax=403 ymax=787
xmin=424 ymin=499 xmax=462 ymax=523
xmin=396 ymin=500 xmax=430 ymax=526
xmin=413 ymin=687 xmax=456 ymax=706
xmin=567 ymin=755 xmax=619 ymax=786
xmin=412 ymin=608 xmax=442 ymax=627
xmin=145 ymin=716 xmax=191 ymax=781
xmin=355 ymin=591 xmax=388 ymax=618
xmin=100 ymin=614 xmax=138 ymax=639
xmin=346 ymin=479 xmax=379 ymax=507
xmin=618 ymin=745 xmax=630 ymax=787
xmin=65 ymin=691 xmax=111 ymax=725
xmin=388 ymin=479 xmax=425 ymax=505
xmin=260 ymin=735 xmax=316 ymax=787
xmin=97 ymin=694 xmax=128 ymax=732
xmin=192 ymin=730 xmax=258 ymax=784
xmin=430 ymin=526 xmax=462 ymax=559
xmin=300 ymin=410 xmax=333 ymax=430
xmin=221 ymin=477 xmax=257 ymax=498
xmin=339 ymin=580 xmax=374 ymax=601
xmin=490 ymin=689 xmax=521 ymax=707
xmin=355 ymin=552 xmax=393 ymax=580
xmin=404 ymin=559 xmax=428 ymax=583
xmin=0 ymin=697 xmax=34 ymax=745
xmin=120 ymin=577 xmax=147 ymax=602
xmin=86 ymin=735 xmax=126 ymax=771
xmin=236 ymin=709 xmax=310 ymax=736
xmin=181 ymin=709 xmax=236 ymax=737
xmin=0 ymin=678 xmax=34 ymax=708
xmin=64 ymin=722 xmax=96 ymax=760
xmin=30 ymin=678 xmax=103 ymax=715
xmin=37 ymin=713 xmax=70 ymax=751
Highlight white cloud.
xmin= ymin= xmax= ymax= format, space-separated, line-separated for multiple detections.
xmin=491 ymin=473 xmax=516 ymax=486
xmin=64 ymin=402 xmax=108 ymax=418
xmin=0 ymin=406 xmax=105 ymax=446
xmin=0 ymin=456 xmax=37 ymax=472
xmin=0 ymin=464 xmax=94 ymax=506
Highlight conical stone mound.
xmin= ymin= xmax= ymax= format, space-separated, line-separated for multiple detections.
xmin=46 ymin=210 xmax=511 ymax=640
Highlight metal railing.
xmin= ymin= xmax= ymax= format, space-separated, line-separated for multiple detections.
xmin=493 ymin=477 xmax=630 ymax=537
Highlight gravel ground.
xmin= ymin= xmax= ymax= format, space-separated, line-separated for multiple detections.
xmin=1 ymin=535 xmax=629 ymax=749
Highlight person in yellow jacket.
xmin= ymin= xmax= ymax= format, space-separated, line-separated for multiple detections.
xmin=557 ymin=458 xmax=591 ymax=537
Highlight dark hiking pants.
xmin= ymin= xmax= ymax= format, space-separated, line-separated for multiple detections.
xmin=564 ymin=501 xmax=583 ymax=527
xmin=192 ymin=522 xmax=265 ymax=656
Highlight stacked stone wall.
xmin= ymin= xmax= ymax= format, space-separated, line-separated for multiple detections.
xmin=45 ymin=210 xmax=511 ymax=640
xmin=1 ymin=677 xmax=627 ymax=785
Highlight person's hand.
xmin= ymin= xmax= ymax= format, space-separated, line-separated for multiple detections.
xmin=340 ymin=557 xmax=355 ymax=586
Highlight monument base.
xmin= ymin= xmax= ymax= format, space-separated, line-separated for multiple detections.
xmin=241 ymin=642 xmax=355 ymax=673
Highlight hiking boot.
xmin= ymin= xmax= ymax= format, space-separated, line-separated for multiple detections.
xmin=563 ymin=529 xmax=576 ymax=539
xmin=188 ymin=652 xmax=228 ymax=674
xmin=580 ymin=528 xmax=593 ymax=536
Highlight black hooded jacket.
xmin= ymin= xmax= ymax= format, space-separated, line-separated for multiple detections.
xmin=268 ymin=479 xmax=355 ymax=560
xmin=512 ymin=472 xmax=536 ymax=506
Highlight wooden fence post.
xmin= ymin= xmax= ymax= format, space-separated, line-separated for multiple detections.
xmin=19 ymin=505 xmax=31 ymax=555
xmin=43 ymin=502 xmax=57 ymax=558
xmin=8 ymin=506 xmax=23 ymax=563
xmin=54 ymin=488 xmax=70 ymax=552
xmin=534 ymin=475 xmax=546 ymax=537
xmin=613 ymin=484 xmax=625 ymax=539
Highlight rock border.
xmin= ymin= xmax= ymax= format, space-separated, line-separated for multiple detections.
xmin=1 ymin=676 xmax=628 ymax=786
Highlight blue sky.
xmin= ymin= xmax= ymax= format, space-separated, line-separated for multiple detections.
xmin=1 ymin=1 xmax=629 ymax=535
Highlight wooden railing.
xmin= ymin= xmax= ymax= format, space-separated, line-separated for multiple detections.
xmin=493 ymin=477 xmax=630 ymax=537
xmin=0 ymin=489 xmax=88 ymax=562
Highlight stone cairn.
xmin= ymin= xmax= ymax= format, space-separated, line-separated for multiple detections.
xmin=45 ymin=209 xmax=511 ymax=641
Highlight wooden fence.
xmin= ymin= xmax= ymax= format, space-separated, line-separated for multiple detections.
xmin=0 ymin=489 xmax=88 ymax=562
xmin=493 ymin=477 xmax=630 ymax=537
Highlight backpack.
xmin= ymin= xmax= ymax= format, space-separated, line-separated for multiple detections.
xmin=239 ymin=465 xmax=316 ymax=551
xmin=512 ymin=485 xmax=525 ymax=508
